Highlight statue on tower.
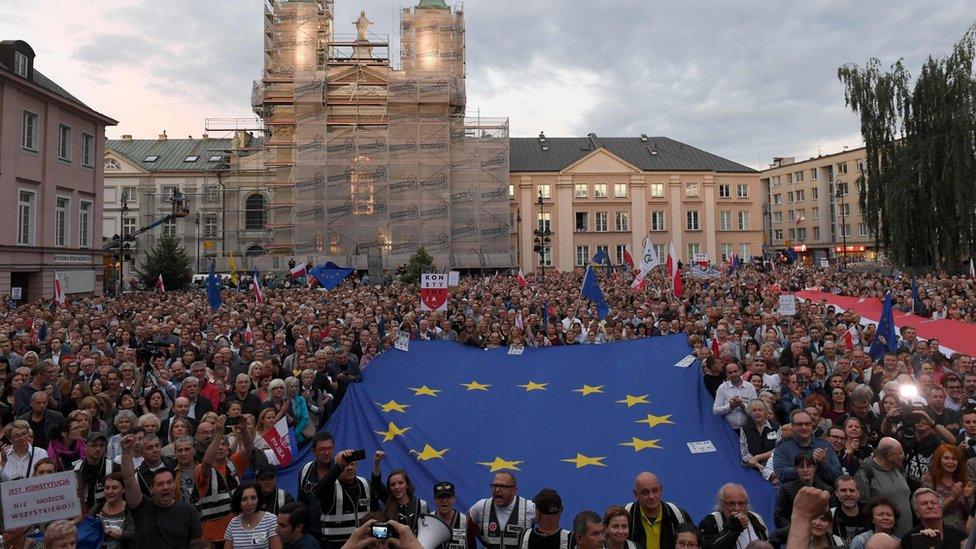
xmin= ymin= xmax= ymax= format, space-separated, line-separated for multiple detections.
xmin=354 ymin=10 xmax=373 ymax=41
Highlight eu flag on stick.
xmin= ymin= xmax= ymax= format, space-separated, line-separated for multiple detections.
xmin=869 ymin=292 xmax=898 ymax=360
xmin=206 ymin=260 xmax=222 ymax=311
xmin=581 ymin=266 xmax=610 ymax=319
xmin=308 ymin=262 xmax=355 ymax=290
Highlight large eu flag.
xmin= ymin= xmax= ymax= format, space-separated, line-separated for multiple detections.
xmin=280 ymin=337 xmax=775 ymax=525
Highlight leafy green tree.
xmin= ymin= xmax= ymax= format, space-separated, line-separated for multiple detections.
xmin=838 ymin=23 xmax=976 ymax=271
xmin=402 ymin=245 xmax=436 ymax=285
xmin=135 ymin=234 xmax=193 ymax=290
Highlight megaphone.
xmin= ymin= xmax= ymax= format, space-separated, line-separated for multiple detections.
xmin=415 ymin=514 xmax=451 ymax=549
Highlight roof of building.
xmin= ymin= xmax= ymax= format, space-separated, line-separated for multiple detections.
xmin=509 ymin=135 xmax=756 ymax=173
xmin=416 ymin=0 xmax=450 ymax=8
xmin=106 ymin=138 xmax=234 ymax=172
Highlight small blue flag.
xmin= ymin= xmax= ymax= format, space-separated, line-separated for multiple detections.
xmin=206 ymin=259 xmax=222 ymax=311
xmin=869 ymin=292 xmax=898 ymax=360
xmin=581 ymin=266 xmax=610 ymax=319
xmin=308 ymin=262 xmax=355 ymax=290
xmin=727 ymin=254 xmax=739 ymax=276
xmin=911 ymin=276 xmax=920 ymax=313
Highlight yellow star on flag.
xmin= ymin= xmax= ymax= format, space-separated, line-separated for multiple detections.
xmin=572 ymin=384 xmax=605 ymax=396
xmin=375 ymin=421 xmax=411 ymax=442
xmin=410 ymin=444 xmax=449 ymax=461
xmin=376 ymin=400 xmax=410 ymax=413
xmin=460 ymin=380 xmax=491 ymax=391
xmin=619 ymin=437 xmax=662 ymax=451
xmin=409 ymin=385 xmax=441 ymax=397
xmin=636 ymin=413 xmax=674 ymax=428
xmin=518 ymin=381 xmax=548 ymax=392
xmin=560 ymin=453 xmax=607 ymax=469
xmin=616 ymin=394 xmax=650 ymax=407
xmin=477 ymin=456 xmax=523 ymax=472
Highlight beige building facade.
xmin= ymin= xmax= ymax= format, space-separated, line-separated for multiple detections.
xmin=760 ymin=146 xmax=875 ymax=265
xmin=509 ymin=135 xmax=762 ymax=272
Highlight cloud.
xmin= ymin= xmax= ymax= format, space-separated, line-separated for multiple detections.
xmin=73 ymin=33 xmax=155 ymax=65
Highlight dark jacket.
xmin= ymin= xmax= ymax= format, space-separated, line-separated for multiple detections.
xmin=626 ymin=501 xmax=694 ymax=549
xmin=698 ymin=511 xmax=768 ymax=549
xmin=899 ymin=524 xmax=966 ymax=549
xmin=774 ymin=479 xmax=831 ymax=529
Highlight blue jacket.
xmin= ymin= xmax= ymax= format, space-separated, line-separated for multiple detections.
xmin=772 ymin=436 xmax=842 ymax=486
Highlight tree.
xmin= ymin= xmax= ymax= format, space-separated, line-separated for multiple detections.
xmin=402 ymin=245 xmax=436 ymax=285
xmin=837 ymin=22 xmax=976 ymax=272
xmin=135 ymin=234 xmax=193 ymax=290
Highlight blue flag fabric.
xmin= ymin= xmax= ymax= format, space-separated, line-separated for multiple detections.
xmin=911 ymin=276 xmax=921 ymax=312
xmin=869 ymin=292 xmax=899 ymax=360
xmin=309 ymin=262 xmax=355 ymax=290
xmin=206 ymin=260 xmax=222 ymax=311
xmin=280 ymin=338 xmax=774 ymax=525
xmin=581 ymin=266 xmax=610 ymax=319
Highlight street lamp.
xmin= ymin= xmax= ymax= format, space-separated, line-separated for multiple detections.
xmin=515 ymin=210 xmax=522 ymax=267
xmin=194 ymin=210 xmax=201 ymax=274
xmin=532 ymin=191 xmax=552 ymax=280
xmin=762 ymin=202 xmax=771 ymax=261
xmin=118 ymin=201 xmax=129 ymax=296
xmin=836 ymin=182 xmax=848 ymax=270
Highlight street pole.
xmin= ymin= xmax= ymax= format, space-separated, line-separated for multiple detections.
xmin=195 ymin=210 xmax=201 ymax=274
xmin=532 ymin=191 xmax=551 ymax=282
xmin=837 ymin=183 xmax=847 ymax=270
xmin=119 ymin=201 xmax=128 ymax=296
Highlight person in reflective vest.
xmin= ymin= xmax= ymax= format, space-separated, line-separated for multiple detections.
xmin=468 ymin=471 xmax=536 ymax=549
xmin=74 ymin=431 xmax=114 ymax=512
xmin=256 ymin=462 xmax=295 ymax=514
xmin=298 ymin=432 xmax=336 ymax=544
xmin=517 ymin=489 xmax=572 ymax=549
xmin=193 ymin=414 xmax=254 ymax=545
xmin=315 ymin=448 xmax=377 ymax=549
xmin=372 ymin=450 xmax=429 ymax=532
xmin=433 ymin=481 xmax=470 ymax=549
xmin=625 ymin=472 xmax=693 ymax=549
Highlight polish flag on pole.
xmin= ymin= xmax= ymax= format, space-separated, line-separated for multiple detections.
xmin=666 ymin=242 xmax=682 ymax=297
xmin=631 ymin=270 xmax=647 ymax=291
xmin=53 ymin=271 xmax=66 ymax=307
xmin=244 ymin=323 xmax=253 ymax=344
xmin=155 ymin=274 xmax=165 ymax=293
xmin=843 ymin=324 xmax=860 ymax=351
xmin=623 ymin=245 xmax=635 ymax=269
xmin=251 ymin=270 xmax=264 ymax=304
xmin=515 ymin=310 xmax=524 ymax=330
xmin=289 ymin=263 xmax=307 ymax=280
xmin=515 ymin=269 xmax=528 ymax=288
xmin=970 ymin=259 xmax=975 ymax=279
xmin=261 ymin=416 xmax=298 ymax=466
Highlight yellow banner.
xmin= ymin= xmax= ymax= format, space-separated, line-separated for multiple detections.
xmin=228 ymin=254 xmax=239 ymax=285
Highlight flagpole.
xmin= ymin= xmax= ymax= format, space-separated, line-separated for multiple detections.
xmin=571 ymin=266 xmax=588 ymax=322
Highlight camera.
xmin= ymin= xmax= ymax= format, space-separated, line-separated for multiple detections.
xmin=372 ymin=523 xmax=396 ymax=539
xmin=348 ymin=449 xmax=366 ymax=462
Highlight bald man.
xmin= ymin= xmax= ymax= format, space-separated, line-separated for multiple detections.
xmin=854 ymin=437 xmax=912 ymax=537
xmin=864 ymin=533 xmax=900 ymax=549
xmin=625 ymin=472 xmax=693 ymax=549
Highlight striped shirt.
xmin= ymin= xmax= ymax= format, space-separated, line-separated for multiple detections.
xmin=224 ymin=511 xmax=278 ymax=549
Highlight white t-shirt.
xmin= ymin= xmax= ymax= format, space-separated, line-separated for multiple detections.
xmin=0 ymin=446 xmax=48 ymax=481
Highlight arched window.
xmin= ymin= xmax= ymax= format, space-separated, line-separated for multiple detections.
xmin=244 ymin=194 xmax=267 ymax=230
xmin=104 ymin=158 xmax=121 ymax=171
xmin=245 ymin=245 xmax=265 ymax=257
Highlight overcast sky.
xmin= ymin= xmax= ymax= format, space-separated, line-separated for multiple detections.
xmin=4 ymin=0 xmax=974 ymax=169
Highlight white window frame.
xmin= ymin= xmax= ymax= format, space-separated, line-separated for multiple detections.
xmin=13 ymin=51 xmax=28 ymax=78
xmin=537 ymin=184 xmax=551 ymax=199
xmin=58 ymin=124 xmax=71 ymax=161
xmin=574 ymin=184 xmax=588 ymax=199
xmin=812 ymin=187 xmax=819 ymax=199
xmin=508 ymin=184 xmax=514 ymax=198
xmin=614 ymin=183 xmax=628 ymax=198
xmin=773 ymin=194 xmax=781 ymax=205
xmin=651 ymin=211 xmax=666 ymax=231
xmin=740 ymin=244 xmax=751 ymax=259
xmin=615 ymin=244 xmax=627 ymax=265
xmin=22 ymin=110 xmax=38 ymax=151
xmin=737 ymin=211 xmax=750 ymax=231
xmin=538 ymin=248 xmax=552 ymax=267
xmin=81 ymin=133 xmax=94 ymax=168
xmin=204 ymin=214 xmax=219 ymax=238
xmin=595 ymin=211 xmax=608 ymax=232
xmin=773 ymin=211 xmax=782 ymax=223
xmin=79 ymin=200 xmax=92 ymax=248
xmin=718 ymin=184 xmax=731 ymax=199
xmin=55 ymin=196 xmax=70 ymax=247
xmin=122 ymin=217 xmax=136 ymax=238
xmin=204 ymin=184 xmax=220 ymax=204
xmin=163 ymin=217 xmax=177 ymax=237
xmin=537 ymin=212 xmax=551 ymax=233
xmin=654 ymin=244 xmax=666 ymax=262
xmin=594 ymin=183 xmax=608 ymax=199
xmin=575 ymin=211 xmax=588 ymax=232
xmin=687 ymin=243 xmax=700 ymax=261
xmin=686 ymin=210 xmax=700 ymax=231
xmin=615 ymin=211 xmax=629 ymax=232
xmin=813 ymin=227 xmax=821 ymax=241
xmin=719 ymin=211 xmax=732 ymax=231
xmin=721 ymin=243 xmax=733 ymax=262
xmin=773 ymin=229 xmax=783 ymax=240
xmin=650 ymin=183 xmax=665 ymax=198
xmin=17 ymin=189 xmax=36 ymax=246
xmin=812 ymin=207 xmax=819 ymax=220
xmin=576 ymin=246 xmax=590 ymax=267
xmin=859 ymin=223 xmax=869 ymax=237
xmin=810 ymin=168 xmax=818 ymax=180
xmin=736 ymin=184 xmax=749 ymax=198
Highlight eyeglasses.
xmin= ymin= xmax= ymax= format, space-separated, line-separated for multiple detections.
xmin=490 ymin=484 xmax=515 ymax=490
xmin=676 ymin=542 xmax=699 ymax=548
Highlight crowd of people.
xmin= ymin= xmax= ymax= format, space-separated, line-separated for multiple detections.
xmin=3 ymin=261 xmax=976 ymax=548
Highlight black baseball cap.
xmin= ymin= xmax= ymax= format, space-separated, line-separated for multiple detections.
xmin=533 ymin=488 xmax=562 ymax=514
xmin=256 ymin=464 xmax=277 ymax=479
xmin=85 ymin=431 xmax=108 ymax=444
xmin=434 ymin=482 xmax=455 ymax=498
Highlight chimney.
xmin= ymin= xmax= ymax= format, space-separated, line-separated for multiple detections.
xmin=158 ymin=130 xmax=167 ymax=141
xmin=121 ymin=134 xmax=133 ymax=141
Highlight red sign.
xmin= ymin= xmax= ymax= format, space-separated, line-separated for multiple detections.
xmin=420 ymin=273 xmax=449 ymax=312
xmin=834 ymin=245 xmax=867 ymax=253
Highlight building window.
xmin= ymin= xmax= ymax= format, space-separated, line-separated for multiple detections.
xmin=838 ymin=162 xmax=848 ymax=175
xmin=122 ymin=217 xmax=136 ymax=238
xmin=22 ymin=111 xmax=38 ymax=151
xmin=796 ymin=190 xmax=805 ymax=201
xmin=788 ymin=210 xmax=795 ymax=221
xmin=813 ymin=227 xmax=821 ymax=240
xmin=787 ymin=191 xmax=794 ymax=203
xmin=789 ymin=228 xmax=796 ymax=239
xmin=650 ymin=183 xmax=665 ymax=198
xmin=719 ymin=211 xmax=732 ymax=231
xmin=773 ymin=211 xmax=782 ymax=223
xmin=797 ymin=227 xmax=807 ymax=240
xmin=810 ymin=168 xmax=818 ymax=180
xmin=595 ymin=212 xmax=608 ymax=232
xmin=859 ymin=223 xmax=868 ymax=237
xmin=538 ymin=249 xmax=552 ymax=267
xmin=537 ymin=212 xmax=551 ymax=233
xmin=718 ymin=184 xmax=731 ymax=199
xmin=120 ymin=187 xmax=134 ymax=204
xmin=575 ymin=184 xmax=588 ymax=199
xmin=841 ymin=203 xmax=851 ymax=216
xmin=771 ymin=176 xmax=780 ymax=187
xmin=615 ymin=211 xmax=629 ymax=231
xmin=163 ymin=218 xmax=177 ymax=237
xmin=58 ymin=125 xmax=71 ymax=161
xmin=538 ymin=184 xmax=551 ymax=199
xmin=773 ymin=194 xmax=781 ymax=205
xmin=615 ymin=244 xmax=627 ymax=265
xmin=651 ymin=211 xmax=666 ymax=231
xmin=812 ymin=207 xmax=819 ymax=220
xmin=204 ymin=184 xmax=220 ymax=204
xmin=244 ymin=194 xmax=267 ymax=230
xmin=17 ymin=190 xmax=35 ymax=246
xmin=737 ymin=211 xmax=750 ymax=231
xmin=811 ymin=187 xmax=819 ymax=200
xmin=508 ymin=184 xmax=515 ymax=198
xmin=55 ymin=197 xmax=70 ymax=247
xmin=79 ymin=201 xmax=92 ymax=248
xmin=721 ymin=243 xmax=733 ymax=262
xmin=842 ymin=224 xmax=852 ymax=237
xmin=576 ymin=246 xmax=590 ymax=267
xmin=105 ymin=158 xmax=121 ymax=171
xmin=787 ymin=173 xmax=794 ymax=185
xmin=13 ymin=51 xmax=28 ymax=77
xmin=81 ymin=133 xmax=94 ymax=167
xmin=794 ymin=171 xmax=804 ymax=183
xmin=686 ymin=210 xmax=700 ymax=231
xmin=594 ymin=183 xmax=608 ymax=198
xmin=204 ymin=214 xmax=219 ymax=238
xmin=740 ymin=244 xmax=751 ymax=259
xmin=654 ymin=244 xmax=666 ymax=262
xmin=687 ymin=243 xmax=700 ymax=261
xmin=614 ymin=183 xmax=627 ymax=198
xmin=736 ymin=184 xmax=749 ymax=198
xmin=575 ymin=212 xmax=588 ymax=232
xmin=184 ymin=155 xmax=199 ymax=162
xmin=773 ymin=229 xmax=783 ymax=240
xmin=684 ymin=182 xmax=699 ymax=198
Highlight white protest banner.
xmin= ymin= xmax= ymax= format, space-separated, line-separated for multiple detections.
xmin=1 ymin=471 xmax=81 ymax=529
xmin=448 ymin=271 xmax=460 ymax=287
xmin=779 ymin=294 xmax=797 ymax=316
xmin=395 ymin=331 xmax=410 ymax=352
xmin=420 ymin=273 xmax=449 ymax=311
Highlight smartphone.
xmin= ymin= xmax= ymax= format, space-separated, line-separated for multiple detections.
xmin=225 ymin=416 xmax=241 ymax=427
xmin=909 ymin=534 xmax=938 ymax=549
xmin=348 ymin=449 xmax=367 ymax=462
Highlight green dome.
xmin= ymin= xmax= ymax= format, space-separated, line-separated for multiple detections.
xmin=417 ymin=0 xmax=449 ymax=8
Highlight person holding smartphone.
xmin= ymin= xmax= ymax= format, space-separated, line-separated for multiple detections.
xmin=898 ymin=488 xmax=965 ymax=549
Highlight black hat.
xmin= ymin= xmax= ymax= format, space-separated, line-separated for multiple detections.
xmin=532 ymin=488 xmax=562 ymax=515
xmin=256 ymin=463 xmax=277 ymax=479
xmin=85 ymin=431 xmax=108 ymax=444
xmin=434 ymin=481 xmax=454 ymax=498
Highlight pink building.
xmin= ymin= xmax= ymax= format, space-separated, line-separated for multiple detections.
xmin=0 ymin=40 xmax=116 ymax=301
